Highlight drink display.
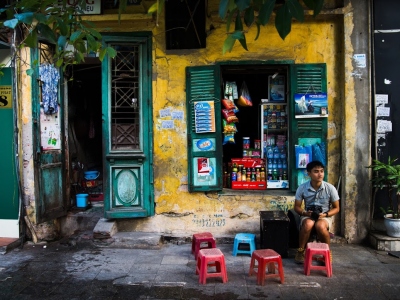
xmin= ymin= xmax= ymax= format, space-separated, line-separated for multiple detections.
xmin=261 ymin=103 xmax=289 ymax=189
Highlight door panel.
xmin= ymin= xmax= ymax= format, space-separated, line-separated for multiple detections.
xmin=33 ymin=43 xmax=67 ymax=223
xmin=102 ymin=33 xmax=154 ymax=218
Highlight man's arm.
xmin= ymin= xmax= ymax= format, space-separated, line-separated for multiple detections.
xmin=325 ymin=200 xmax=340 ymax=217
xmin=294 ymin=199 xmax=306 ymax=217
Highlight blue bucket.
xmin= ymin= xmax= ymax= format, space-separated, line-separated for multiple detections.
xmin=76 ymin=194 xmax=89 ymax=208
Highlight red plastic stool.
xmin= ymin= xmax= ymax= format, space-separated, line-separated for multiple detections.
xmin=192 ymin=232 xmax=216 ymax=260
xmin=195 ymin=248 xmax=228 ymax=284
xmin=249 ymin=249 xmax=284 ymax=285
xmin=304 ymin=242 xmax=332 ymax=277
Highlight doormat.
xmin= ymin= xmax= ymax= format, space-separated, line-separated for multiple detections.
xmin=388 ymin=251 xmax=400 ymax=258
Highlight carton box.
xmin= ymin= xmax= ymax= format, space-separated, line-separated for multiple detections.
xmin=231 ymin=158 xmax=265 ymax=168
xmin=267 ymin=180 xmax=289 ymax=189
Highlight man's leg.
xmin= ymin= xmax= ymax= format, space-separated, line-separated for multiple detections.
xmin=315 ymin=219 xmax=330 ymax=245
xmin=295 ymin=218 xmax=315 ymax=263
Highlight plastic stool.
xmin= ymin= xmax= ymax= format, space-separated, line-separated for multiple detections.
xmin=249 ymin=249 xmax=284 ymax=285
xmin=195 ymin=248 xmax=228 ymax=284
xmin=304 ymin=242 xmax=332 ymax=277
xmin=232 ymin=233 xmax=256 ymax=256
xmin=192 ymin=232 xmax=216 ymax=260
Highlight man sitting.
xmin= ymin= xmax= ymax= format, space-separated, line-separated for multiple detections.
xmin=293 ymin=160 xmax=340 ymax=263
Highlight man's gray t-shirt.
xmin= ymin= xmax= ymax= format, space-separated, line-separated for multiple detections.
xmin=295 ymin=181 xmax=339 ymax=212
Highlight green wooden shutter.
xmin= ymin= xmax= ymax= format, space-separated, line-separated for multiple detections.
xmin=186 ymin=65 xmax=223 ymax=192
xmin=289 ymin=64 xmax=328 ymax=192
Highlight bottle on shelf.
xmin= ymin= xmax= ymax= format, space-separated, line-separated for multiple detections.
xmin=273 ymin=146 xmax=280 ymax=159
xmin=260 ymin=167 xmax=266 ymax=181
xmin=231 ymin=164 xmax=238 ymax=182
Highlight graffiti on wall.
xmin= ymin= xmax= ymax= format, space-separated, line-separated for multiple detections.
xmin=192 ymin=213 xmax=226 ymax=227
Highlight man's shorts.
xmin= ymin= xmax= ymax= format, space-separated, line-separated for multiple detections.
xmin=299 ymin=215 xmax=332 ymax=231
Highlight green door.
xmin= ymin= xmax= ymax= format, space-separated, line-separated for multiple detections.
xmin=0 ymin=68 xmax=19 ymax=237
xmin=101 ymin=33 xmax=154 ymax=218
xmin=32 ymin=43 xmax=67 ymax=223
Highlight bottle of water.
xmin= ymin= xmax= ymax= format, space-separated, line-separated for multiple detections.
xmin=267 ymin=147 xmax=273 ymax=159
xmin=280 ymin=146 xmax=286 ymax=160
xmin=273 ymin=146 xmax=280 ymax=159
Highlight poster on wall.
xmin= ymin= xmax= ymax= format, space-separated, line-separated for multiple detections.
xmin=0 ymin=85 xmax=12 ymax=109
xmin=193 ymin=157 xmax=216 ymax=186
xmin=268 ymin=75 xmax=285 ymax=102
xmin=193 ymin=101 xmax=216 ymax=133
xmin=40 ymin=105 xmax=61 ymax=150
xmin=294 ymin=93 xmax=328 ymax=118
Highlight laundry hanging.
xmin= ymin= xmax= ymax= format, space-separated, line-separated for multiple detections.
xmin=39 ymin=64 xmax=60 ymax=114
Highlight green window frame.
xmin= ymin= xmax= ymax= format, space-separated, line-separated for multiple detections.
xmin=186 ymin=63 xmax=327 ymax=193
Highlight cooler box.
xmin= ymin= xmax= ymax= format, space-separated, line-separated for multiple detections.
xmin=259 ymin=210 xmax=289 ymax=258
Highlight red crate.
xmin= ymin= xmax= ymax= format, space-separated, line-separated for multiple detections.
xmin=231 ymin=181 xmax=267 ymax=190
xmin=89 ymin=193 xmax=104 ymax=201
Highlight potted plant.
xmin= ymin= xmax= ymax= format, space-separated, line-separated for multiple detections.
xmin=367 ymin=157 xmax=400 ymax=237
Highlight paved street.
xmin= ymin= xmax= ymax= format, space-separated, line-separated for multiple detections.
xmin=1 ymin=234 xmax=400 ymax=299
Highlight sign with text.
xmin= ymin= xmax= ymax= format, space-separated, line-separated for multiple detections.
xmin=0 ymin=86 xmax=12 ymax=108
xmin=63 ymin=0 xmax=101 ymax=14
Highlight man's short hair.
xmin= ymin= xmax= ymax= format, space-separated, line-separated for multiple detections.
xmin=306 ymin=160 xmax=325 ymax=172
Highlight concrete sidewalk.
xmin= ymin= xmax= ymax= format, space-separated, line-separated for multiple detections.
xmin=1 ymin=235 xmax=400 ymax=299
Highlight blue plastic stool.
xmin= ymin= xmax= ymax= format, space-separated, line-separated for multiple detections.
xmin=232 ymin=233 xmax=256 ymax=256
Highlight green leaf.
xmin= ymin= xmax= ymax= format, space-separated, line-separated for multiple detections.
xmin=226 ymin=9 xmax=236 ymax=32
xmin=56 ymin=58 xmax=63 ymax=68
xmin=235 ymin=12 xmax=243 ymax=31
xmin=275 ymin=3 xmax=292 ymax=40
xmin=238 ymin=35 xmax=248 ymax=51
xmin=70 ymin=30 xmax=82 ymax=42
xmin=235 ymin=0 xmax=250 ymax=12
xmin=86 ymin=35 xmax=97 ymax=51
xmin=219 ymin=0 xmax=229 ymax=18
xmin=303 ymin=0 xmax=315 ymax=10
xmin=313 ymin=0 xmax=324 ymax=16
xmin=24 ymin=29 xmax=37 ymax=48
xmin=99 ymin=48 xmax=107 ymax=61
xmin=244 ymin=6 xmax=254 ymax=27
xmin=37 ymin=23 xmax=57 ymax=43
xmin=55 ymin=17 xmax=68 ymax=36
xmin=287 ymin=0 xmax=304 ymax=22
xmin=223 ymin=35 xmax=236 ymax=54
xmin=147 ymin=2 xmax=158 ymax=14
xmin=86 ymin=28 xmax=102 ymax=40
xmin=57 ymin=35 xmax=67 ymax=49
xmin=16 ymin=12 xmax=34 ymax=24
xmin=254 ymin=21 xmax=261 ymax=40
xmin=106 ymin=47 xmax=117 ymax=58
xmin=34 ymin=13 xmax=47 ymax=24
xmin=4 ymin=19 xmax=18 ymax=29
xmin=231 ymin=30 xmax=244 ymax=40
xmin=26 ymin=69 xmax=34 ymax=76
xmin=258 ymin=0 xmax=275 ymax=26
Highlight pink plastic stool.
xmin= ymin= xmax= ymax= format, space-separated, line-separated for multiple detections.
xmin=196 ymin=248 xmax=228 ymax=284
xmin=249 ymin=249 xmax=284 ymax=285
xmin=192 ymin=232 xmax=216 ymax=260
xmin=304 ymin=242 xmax=332 ymax=277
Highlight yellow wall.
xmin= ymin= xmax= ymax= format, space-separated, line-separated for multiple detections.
xmin=84 ymin=5 xmax=345 ymax=237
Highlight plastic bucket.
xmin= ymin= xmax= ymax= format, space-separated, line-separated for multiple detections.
xmin=76 ymin=193 xmax=89 ymax=208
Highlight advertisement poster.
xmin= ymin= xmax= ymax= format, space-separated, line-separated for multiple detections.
xmin=40 ymin=106 xmax=61 ymax=150
xmin=194 ymin=101 xmax=216 ymax=133
xmin=294 ymin=93 xmax=328 ymax=118
xmin=268 ymin=75 xmax=285 ymax=102
xmin=194 ymin=157 xmax=216 ymax=185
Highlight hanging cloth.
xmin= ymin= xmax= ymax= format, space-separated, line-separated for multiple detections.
xmin=39 ymin=64 xmax=60 ymax=115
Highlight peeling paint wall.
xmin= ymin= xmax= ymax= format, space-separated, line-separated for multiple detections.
xmin=18 ymin=0 xmax=372 ymax=242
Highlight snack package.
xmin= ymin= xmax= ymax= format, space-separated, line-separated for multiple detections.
xmin=223 ymin=119 xmax=237 ymax=133
xmin=222 ymin=109 xmax=239 ymax=123
xmin=223 ymin=132 xmax=235 ymax=145
xmin=237 ymin=81 xmax=253 ymax=107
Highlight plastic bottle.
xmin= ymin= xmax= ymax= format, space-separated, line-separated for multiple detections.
xmin=267 ymin=147 xmax=274 ymax=159
xmin=272 ymin=168 xmax=278 ymax=180
xmin=280 ymin=146 xmax=286 ymax=160
xmin=273 ymin=146 xmax=280 ymax=159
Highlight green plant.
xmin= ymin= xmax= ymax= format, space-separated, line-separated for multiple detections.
xmin=367 ymin=157 xmax=400 ymax=219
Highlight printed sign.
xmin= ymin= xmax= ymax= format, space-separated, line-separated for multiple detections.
xmin=194 ymin=101 xmax=215 ymax=133
xmin=63 ymin=0 xmax=101 ymax=14
xmin=294 ymin=93 xmax=328 ymax=118
xmin=0 ymin=86 xmax=12 ymax=108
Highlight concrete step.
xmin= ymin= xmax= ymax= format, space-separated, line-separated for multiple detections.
xmin=369 ymin=231 xmax=400 ymax=251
